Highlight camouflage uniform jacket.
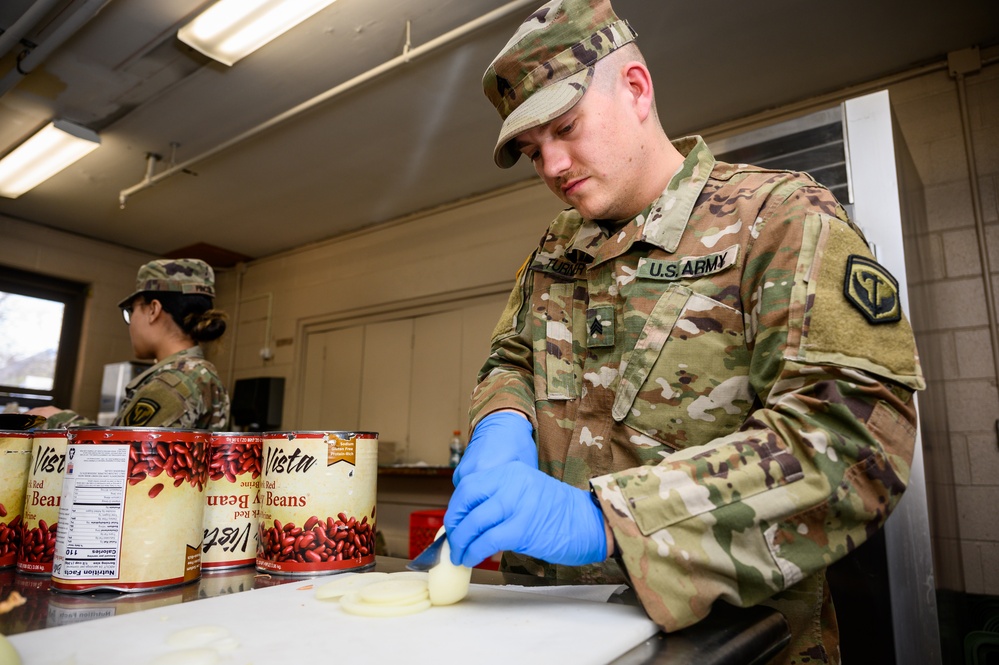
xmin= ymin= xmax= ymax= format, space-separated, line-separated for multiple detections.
xmin=47 ymin=347 xmax=230 ymax=431
xmin=468 ymin=136 xmax=924 ymax=664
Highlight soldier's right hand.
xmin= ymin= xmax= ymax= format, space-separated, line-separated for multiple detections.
xmin=452 ymin=411 xmax=537 ymax=486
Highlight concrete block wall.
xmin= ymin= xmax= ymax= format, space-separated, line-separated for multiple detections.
xmin=889 ymin=60 xmax=999 ymax=595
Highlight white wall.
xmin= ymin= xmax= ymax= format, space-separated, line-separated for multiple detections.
xmin=213 ymin=181 xmax=565 ymax=430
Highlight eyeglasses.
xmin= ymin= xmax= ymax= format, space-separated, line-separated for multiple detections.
xmin=122 ymin=304 xmax=134 ymax=325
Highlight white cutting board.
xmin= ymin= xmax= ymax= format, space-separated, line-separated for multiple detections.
xmin=8 ymin=579 xmax=660 ymax=665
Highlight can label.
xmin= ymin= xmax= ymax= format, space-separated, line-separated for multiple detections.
xmin=0 ymin=431 xmax=32 ymax=568
xmin=256 ymin=431 xmax=377 ymax=575
xmin=202 ymin=433 xmax=262 ymax=569
xmin=18 ymin=431 xmax=67 ymax=575
xmin=51 ymin=428 xmax=209 ymax=592
xmin=0 ymin=431 xmax=33 ymax=568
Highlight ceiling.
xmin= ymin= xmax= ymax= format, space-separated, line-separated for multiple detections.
xmin=0 ymin=0 xmax=997 ymax=265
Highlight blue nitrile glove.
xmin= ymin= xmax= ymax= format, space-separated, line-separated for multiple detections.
xmin=444 ymin=461 xmax=607 ymax=568
xmin=452 ymin=411 xmax=537 ymax=487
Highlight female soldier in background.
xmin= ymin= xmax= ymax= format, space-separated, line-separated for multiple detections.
xmin=30 ymin=258 xmax=230 ymax=430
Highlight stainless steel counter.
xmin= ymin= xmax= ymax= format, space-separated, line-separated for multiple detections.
xmin=0 ymin=559 xmax=789 ymax=664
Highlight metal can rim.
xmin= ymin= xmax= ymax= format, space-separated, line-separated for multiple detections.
xmin=66 ymin=426 xmax=211 ymax=434
xmin=261 ymin=431 xmax=378 ymax=438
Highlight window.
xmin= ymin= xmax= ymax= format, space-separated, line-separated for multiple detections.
xmin=0 ymin=266 xmax=87 ymax=410
xmin=710 ymin=106 xmax=853 ymax=207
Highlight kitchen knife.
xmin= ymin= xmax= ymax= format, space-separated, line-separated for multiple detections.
xmin=406 ymin=532 xmax=446 ymax=571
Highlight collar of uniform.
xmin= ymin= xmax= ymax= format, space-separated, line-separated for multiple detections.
xmin=125 ymin=346 xmax=206 ymax=390
xmin=583 ymin=135 xmax=715 ymax=267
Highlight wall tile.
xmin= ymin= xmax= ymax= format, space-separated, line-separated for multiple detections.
xmin=926 ymin=136 xmax=972 ymax=187
xmin=968 ymin=68 xmax=999 ymax=130
xmin=956 ymin=485 xmax=999 ymax=540
xmin=925 ymin=180 xmax=975 ymax=234
xmin=950 ymin=433 xmax=972 ymax=485
xmin=888 ymin=68 xmax=952 ymax=107
xmin=944 ymin=380 xmax=999 ymax=432
xmin=932 ymin=536 xmax=965 ymax=590
xmin=967 ymin=431 xmax=999 ymax=486
xmin=0 ymin=237 xmax=41 ymax=267
xmin=972 ymin=122 xmax=999 ymax=174
xmin=961 ymin=540 xmax=985 ymax=593
xmin=981 ymin=541 xmax=999 ymax=595
xmin=913 ymin=331 xmax=957 ymax=385
xmin=928 ymin=479 xmax=962 ymax=539
xmin=906 ymin=231 xmax=948 ymax=284
xmin=892 ymin=88 xmax=963 ymax=146
xmin=921 ymin=277 xmax=989 ymax=330
xmin=943 ymin=227 xmax=987 ymax=277
xmin=982 ymin=175 xmax=998 ymax=224
xmin=903 ymin=141 xmax=934 ymax=187
xmin=954 ymin=328 xmax=997 ymax=379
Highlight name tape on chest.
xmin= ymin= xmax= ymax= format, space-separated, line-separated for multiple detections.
xmin=531 ymin=256 xmax=587 ymax=278
xmin=637 ymin=245 xmax=739 ymax=281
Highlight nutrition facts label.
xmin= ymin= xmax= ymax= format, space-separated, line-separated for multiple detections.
xmin=52 ymin=444 xmax=129 ymax=580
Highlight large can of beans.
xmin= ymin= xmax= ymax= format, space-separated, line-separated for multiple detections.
xmin=202 ymin=432 xmax=262 ymax=570
xmin=0 ymin=429 xmax=33 ymax=568
xmin=51 ymin=427 xmax=210 ymax=592
xmin=256 ymin=431 xmax=378 ymax=576
xmin=18 ymin=430 xmax=67 ymax=575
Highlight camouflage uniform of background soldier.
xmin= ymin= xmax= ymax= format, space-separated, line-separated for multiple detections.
xmin=43 ymin=259 xmax=230 ymax=431
xmin=453 ymin=1 xmax=925 ymax=663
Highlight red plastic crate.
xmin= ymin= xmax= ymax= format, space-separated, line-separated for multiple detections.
xmin=407 ymin=509 xmax=499 ymax=570
xmin=409 ymin=509 xmax=446 ymax=559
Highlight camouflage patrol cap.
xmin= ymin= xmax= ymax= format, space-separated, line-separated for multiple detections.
xmin=117 ymin=258 xmax=216 ymax=307
xmin=483 ymin=0 xmax=636 ymax=168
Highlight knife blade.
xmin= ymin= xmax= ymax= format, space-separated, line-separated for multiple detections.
xmin=406 ymin=532 xmax=446 ymax=571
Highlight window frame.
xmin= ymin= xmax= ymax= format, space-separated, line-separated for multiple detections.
xmin=0 ymin=265 xmax=87 ymax=409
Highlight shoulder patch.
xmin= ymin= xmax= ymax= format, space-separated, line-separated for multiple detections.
xmin=843 ymin=255 xmax=901 ymax=324
xmin=120 ymin=398 xmax=160 ymax=426
xmin=490 ymin=253 xmax=533 ymax=342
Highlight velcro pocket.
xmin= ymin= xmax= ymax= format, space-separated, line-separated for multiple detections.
xmin=612 ymin=285 xmax=690 ymax=422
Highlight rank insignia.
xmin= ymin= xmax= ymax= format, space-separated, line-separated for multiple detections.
xmin=586 ymin=306 xmax=614 ymax=347
xmin=844 ymin=255 xmax=901 ymax=324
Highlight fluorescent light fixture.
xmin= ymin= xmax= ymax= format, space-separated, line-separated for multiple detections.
xmin=0 ymin=120 xmax=100 ymax=199
xmin=178 ymin=0 xmax=337 ymax=66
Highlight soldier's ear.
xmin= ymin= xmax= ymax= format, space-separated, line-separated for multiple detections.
xmin=622 ymin=62 xmax=653 ymax=122
xmin=146 ymin=298 xmax=163 ymax=322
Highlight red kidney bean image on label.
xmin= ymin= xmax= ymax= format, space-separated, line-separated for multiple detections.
xmin=202 ymin=433 xmax=262 ymax=570
xmin=256 ymin=431 xmax=378 ymax=576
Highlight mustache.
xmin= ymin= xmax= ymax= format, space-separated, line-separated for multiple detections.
xmin=555 ymin=172 xmax=585 ymax=190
